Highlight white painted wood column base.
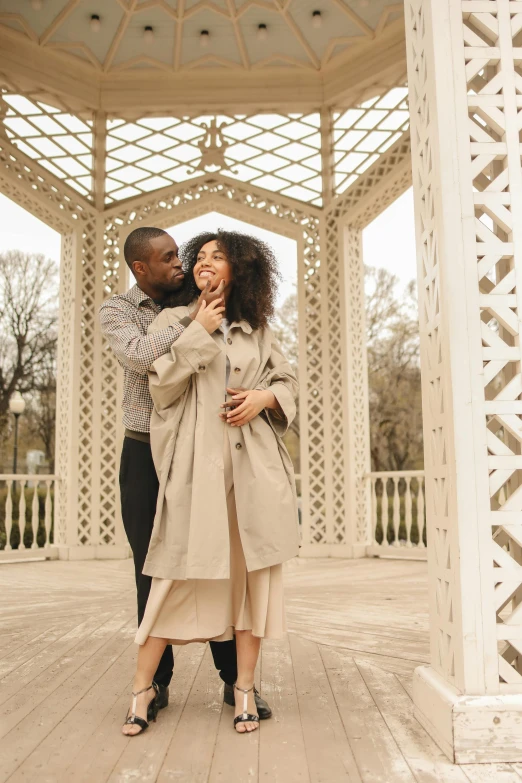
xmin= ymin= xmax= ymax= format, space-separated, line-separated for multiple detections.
xmin=51 ymin=544 xmax=130 ymax=561
xmin=298 ymin=543 xmax=367 ymax=559
xmin=413 ymin=665 xmax=522 ymax=764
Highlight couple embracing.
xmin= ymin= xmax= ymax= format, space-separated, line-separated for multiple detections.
xmin=99 ymin=227 xmax=299 ymax=736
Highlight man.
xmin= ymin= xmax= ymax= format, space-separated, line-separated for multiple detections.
xmin=99 ymin=226 xmax=271 ymax=719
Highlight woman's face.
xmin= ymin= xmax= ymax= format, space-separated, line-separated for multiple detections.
xmin=193 ymin=240 xmax=233 ymax=293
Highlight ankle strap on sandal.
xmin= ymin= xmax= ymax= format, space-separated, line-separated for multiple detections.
xmin=129 ymin=683 xmax=156 ymax=722
xmin=234 ymin=683 xmax=254 ymax=694
xmin=234 ymin=683 xmax=257 ymax=721
xmin=132 ymin=683 xmax=156 ymax=698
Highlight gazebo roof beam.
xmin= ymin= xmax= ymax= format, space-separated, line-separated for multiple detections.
xmin=375 ymin=3 xmax=404 ymax=37
xmin=0 ymin=13 xmax=38 ymax=43
xmin=330 ymin=0 xmax=374 ymax=39
xmin=103 ymin=0 xmax=136 ymax=73
xmin=47 ymin=41 xmax=103 ymax=72
xmin=184 ymin=2 xmax=231 ymax=21
xmin=174 ymin=0 xmax=185 ymax=71
xmin=324 ymin=25 xmax=406 ymax=106
xmin=273 ymin=1 xmax=321 ymax=70
xmin=226 ymin=0 xmax=250 ymax=71
xmin=39 ymin=0 xmax=80 ymax=47
xmin=135 ymin=1 xmax=178 ymax=19
xmin=0 ymin=17 xmax=405 ymax=114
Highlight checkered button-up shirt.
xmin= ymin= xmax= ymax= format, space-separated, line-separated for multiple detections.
xmin=99 ymin=284 xmax=186 ymax=433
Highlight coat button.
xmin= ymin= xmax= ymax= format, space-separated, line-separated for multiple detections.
xmin=234 ymin=367 xmax=241 ymax=373
xmin=198 ymin=365 xmax=206 ymax=371
xmin=227 ymin=338 xmax=232 ymax=345
xmin=235 ymin=443 xmax=242 ymax=450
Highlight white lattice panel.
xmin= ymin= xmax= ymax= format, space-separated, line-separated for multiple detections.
xmin=458 ymin=2 xmax=522 ymax=689
xmin=333 ymin=133 xmax=412 ymax=227
xmin=333 ymin=85 xmax=409 ymax=196
xmin=323 ymin=131 xmax=412 ymax=549
xmin=405 ymin=0 xmax=458 ymax=686
xmin=76 ymin=215 xmax=98 ymax=546
xmin=0 ymin=134 xmax=109 ymax=553
xmin=54 ymin=230 xmax=75 ymax=546
xmin=105 ymin=113 xmax=322 ymax=206
xmin=0 ymin=87 xmax=94 ymax=199
xmin=98 ymin=219 xmax=122 ymax=547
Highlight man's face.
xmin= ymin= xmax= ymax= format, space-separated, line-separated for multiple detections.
xmin=133 ymin=233 xmax=185 ymax=294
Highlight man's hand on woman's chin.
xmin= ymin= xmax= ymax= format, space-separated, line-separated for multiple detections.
xmin=190 ymin=279 xmax=226 ymax=319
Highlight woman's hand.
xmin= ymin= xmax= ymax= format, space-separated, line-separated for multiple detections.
xmin=220 ymin=387 xmax=280 ymax=427
xmin=195 ymin=298 xmax=225 ymax=334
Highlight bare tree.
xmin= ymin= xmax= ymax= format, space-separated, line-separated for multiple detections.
xmin=25 ymin=359 xmax=57 ymax=470
xmin=0 ymin=251 xmax=58 ymax=442
xmin=271 ymin=269 xmax=423 ymax=472
xmin=366 ymin=267 xmax=423 ymax=471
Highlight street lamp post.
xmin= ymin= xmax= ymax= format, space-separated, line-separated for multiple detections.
xmin=9 ymin=391 xmax=25 ymax=475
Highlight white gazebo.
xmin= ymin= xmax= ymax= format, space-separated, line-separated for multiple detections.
xmin=0 ymin=0 xmax=521 ymax=764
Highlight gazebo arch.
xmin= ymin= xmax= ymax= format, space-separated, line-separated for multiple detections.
xmin=0 ymin=115 xmax=413 ymax=561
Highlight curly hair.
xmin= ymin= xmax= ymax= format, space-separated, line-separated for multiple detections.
xmin=169 ymin=229 xmax=281 ymax=330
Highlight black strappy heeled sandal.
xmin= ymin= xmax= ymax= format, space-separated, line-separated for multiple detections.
xmin=122 ymin=683 xmax=159 ymax=736
xmin=233 ymin=684 xmax=260 ymax=733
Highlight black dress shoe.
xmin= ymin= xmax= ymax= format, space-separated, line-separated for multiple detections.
xmin=153 ymin=682 xmax=169 ymax=710
xmin=223 ymin=682 xmax=272 ymax=720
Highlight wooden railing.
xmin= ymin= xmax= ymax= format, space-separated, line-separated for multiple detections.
xmin=367 ymin=471 xmax=427 ymax=559
xmin=0 ymin=475 xmax=57 ymax=562
xmin=0 ymin=470 xmax=426 ymax=563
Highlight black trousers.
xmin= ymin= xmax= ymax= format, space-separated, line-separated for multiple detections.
xmin=119 ymin=436 xmax=238 ymax=688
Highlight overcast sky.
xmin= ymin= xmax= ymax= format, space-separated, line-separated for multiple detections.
xmin=0 ymin=188 xmax=417 ymax=307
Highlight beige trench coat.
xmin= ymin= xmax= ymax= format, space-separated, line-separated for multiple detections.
xmin=142 ymin=305 xmax=300 ymax=581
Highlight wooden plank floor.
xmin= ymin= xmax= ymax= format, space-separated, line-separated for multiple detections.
xmin=1 ymin=556 xmax=521 ymax=783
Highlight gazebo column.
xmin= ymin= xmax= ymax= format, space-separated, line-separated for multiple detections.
xmin=333 ymin=222 xmax=371 ymax=557
xmin=320 ymin=130 xmax=413 ymax=558
xmin=53 ymin=225 xmax=87 ymax=556
xmin=298 ymin=111 xmax=372 ymax=558
xmin=55 ymin=212 xmax=127 ymax=559
xmin=405 ymin=0 xmax=522 ymax=762
xmin=0 ymin=136 xmax=125 ymax=558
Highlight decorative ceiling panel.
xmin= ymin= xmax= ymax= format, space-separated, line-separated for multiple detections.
xmin=111 ymin=7 xmax=176 ymax=69
xmin=181 ymin=9 xmax=243 ymax=68
xmin=47 ymin=1 xmax=124 ymax=67
xmin=0 ymin=84 xmax=94 ymax=198
xmin=0 ymin=0 xmax=404 ymax=73
xmin=292 ymin=0 xmax=368 ymax=63
xmin=332 ymin=84 xmax=408 ymax=195
xmin=104 ymin=112 xmax=322 ymax=205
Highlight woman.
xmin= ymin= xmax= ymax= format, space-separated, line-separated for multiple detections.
xmin=122 ymin=230 xmax=300 ymax=736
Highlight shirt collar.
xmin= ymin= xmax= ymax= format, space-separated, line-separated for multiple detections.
xmin=127 ymin=284 xmax=157 ymax=308
xmin=231 ymin=320 xmax=253 ymax=334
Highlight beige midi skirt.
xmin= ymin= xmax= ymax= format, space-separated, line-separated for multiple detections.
xmin=135 ymin=429 xmax=286 ymax=646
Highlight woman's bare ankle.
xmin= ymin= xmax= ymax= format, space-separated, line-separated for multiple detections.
xmin=132 ymin=678 xmax=154 ymax=694
xmin=235 ymin=678 xmax=255 ymax=689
